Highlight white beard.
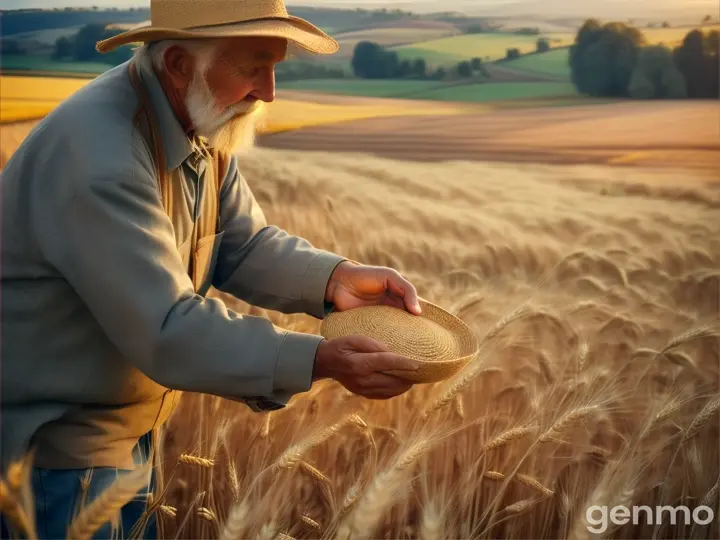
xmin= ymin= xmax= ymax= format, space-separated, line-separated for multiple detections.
xmin=185 ymin=68 xmax=266 ymax=155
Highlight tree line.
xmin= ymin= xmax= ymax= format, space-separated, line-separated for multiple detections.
xmin=351 ymin=41 xmax=489 ymax=81
xmin=570 ymin=20 xmax=719 ymax=99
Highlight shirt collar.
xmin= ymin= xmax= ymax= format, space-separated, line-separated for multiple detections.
xmin=134 ymin=58 xmax=194 ymax=171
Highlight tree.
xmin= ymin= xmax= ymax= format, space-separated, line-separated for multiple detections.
xmin=569 ymin=20 xmax=646 ymax=97
xmin=471 ymin=57 xmax=483 ymax=70
xmin=506 ymin=48 xmax=521 ymax=60
xmin=395 ymin=59 xmax=412 ymax=78
xmin=74 ymin=23 xmax=108 ymax=61
xmin=629 ymin=45 xmax=687 ymax=99
xmin=457 ymin=61 xmax=472 ymax=77
xmin=662 ymin=21 xmax=671 ymax=28
xmin=432 ymin=67 xmax=446 ymax=80
xmin=411 ymin=58 xmax=427 ymax=79
xmin=702 ymin=15 xmax=712 ymax=23
xmin=53 ymin=36 xmax=74 ymax=60
xmin=673 ymin=29 xmax=719 ymax=98
xmin=537 ymin=38 xmax=550 ymax=53
xmin=351 ymin=41 xmax=399 ymax=79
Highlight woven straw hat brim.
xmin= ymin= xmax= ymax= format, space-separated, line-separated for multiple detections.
xmin=96 ymin=17 xmax=338 ymax=55
xmin=320 ymin=298 xmax=479 ymax=384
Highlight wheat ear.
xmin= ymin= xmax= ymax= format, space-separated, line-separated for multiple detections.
xmin=419 ymin=503 xmax=443 ymax=540
xmin=0 ymin=479 xmax=37 ymax=540
xmin=219 ymin=501 xmax=249 ymax=540
xmin=421 ymin=367 xmax=502 ymax=418
xmin=178 ymin=454 xmax=215 ymax=468
xmin=67 ymin=464 xmax=151 ymax=540
xmin=297 ymin=461 xmax=336 ymax=513
xmin=300 ymin=514 xmax=322 ymax=532
xmin=540 ymin=406 xmax=599 ymax=442
xmin=483 ymin=426 xmax=533 ymax=452
xmin=337 ymin=438 xmax=431 ymax=540
xmin=684 ymin=396 xmax=720 ymax=441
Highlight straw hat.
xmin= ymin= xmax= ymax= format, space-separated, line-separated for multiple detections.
xmin=320 ymin=299 xmax=479 ymax=384
xmin=95 ymin=0 xmax=339 ymax=55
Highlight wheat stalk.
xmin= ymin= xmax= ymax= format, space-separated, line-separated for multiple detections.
xmin=228 ymin=460 xmax=240 ymax=503
xmin=684 ymin=396 xmax=720 ymax=441
xmin=274 ymin=417 xmax=353 ymax=470
xmin=256 ymin=521 xmax=277 ymax=540
xmin=297 ymin=461 xmax=336 ymax=513
xmin=539 ymin=406 xmax=599 ymax=443
xmin=337 ymin=438 xmax=431 ymax=540
xmin=178 ymin=454 xmax=215 ymax=468
xmin=421 ymin=367 xmax=502 ymax=418
xmin=66 ymin=464 xmax=151 ymax=540
xmin=454 ymin=395 xmax=466 ymax=419
xmin=219 ymin=501 xmax=249 ymax=540
xmin=261 ymin=414 xmax=272 ymax=439
xmin=0 ymin=479 xmax=37 ymax=540
xmin=419 ymin=503 xmax=443 ymax=540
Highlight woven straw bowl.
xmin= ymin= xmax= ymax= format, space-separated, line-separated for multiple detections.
xmin=319 ymin=298 xmax=478 ymax=384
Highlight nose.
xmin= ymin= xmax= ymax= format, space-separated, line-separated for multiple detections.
xmin=250 ymin=67 xmax=276 ymax=103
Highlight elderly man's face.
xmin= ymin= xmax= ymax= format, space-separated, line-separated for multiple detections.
xmin=163 ymin=36 xmax=287 ymax=153
xmin=204 ymin=36 xmax=287 ymax=109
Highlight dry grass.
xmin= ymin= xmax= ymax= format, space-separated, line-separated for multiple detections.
xmin=2 ymin=145 xmax=719 ymax=538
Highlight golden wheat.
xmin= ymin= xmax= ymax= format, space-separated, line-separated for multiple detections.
xmin=66 ymin=465 xmax=152 ymax=540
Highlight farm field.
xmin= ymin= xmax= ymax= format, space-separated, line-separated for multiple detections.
xmin=392 ymin=24 xmax=720 ymax=69
xmin=333 ymin=27 xmax=462 ymax=58
xmin=392 ymin=32 xmax=576 ymax=65
xmin=0 ymin=53 xmax=114 ymax=74
xmin=2 ymin=65 xmax=719 ymax=540
xmin=502 ymin=48 xmax=573 ymax=78
xmin=277 ymin=79 xmax=449 ymax=98
xmin=261 ymin=100 xmax=720 ymax=172
xmin=410 ymin=81 xmax=577 ymax=102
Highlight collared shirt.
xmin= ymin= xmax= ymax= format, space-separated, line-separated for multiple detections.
xmin=0 ymin=58 xmax=346 ymax=470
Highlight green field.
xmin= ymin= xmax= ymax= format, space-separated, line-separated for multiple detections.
xmin=392 ymin=32 xmax=574 ymax=66
xmin=0 ymin=54 xmax=111 ymax=74
xmin=410 ymin=81 xmax=577 ymax=102
xmin=503 ymin=48 xmax=572 ymax=78
xmin=277 ymin=79 xmax=448 ymax=98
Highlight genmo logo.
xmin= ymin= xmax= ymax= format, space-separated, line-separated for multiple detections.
xmin=586 ymin=505 xmax=715 ymax=534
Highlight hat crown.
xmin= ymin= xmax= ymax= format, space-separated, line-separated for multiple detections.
xmin=151 ymin=0 xmax=289 ymax=30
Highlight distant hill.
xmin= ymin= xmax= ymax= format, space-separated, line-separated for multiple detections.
xmin=0 ymin=8 xmax=150 ymax=36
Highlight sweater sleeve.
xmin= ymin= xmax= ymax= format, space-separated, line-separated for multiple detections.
xmin=36 ymin=158 xmax=322 ymax=405
xmin=212 ymin=155 xmax=347 ymax=320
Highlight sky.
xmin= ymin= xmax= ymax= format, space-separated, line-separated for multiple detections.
xmin=1 ymin=0 xmax=717 ymax=21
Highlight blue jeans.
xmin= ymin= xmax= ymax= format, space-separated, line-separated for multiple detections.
xmin=1 ymin=432 xmax=157 ymax=540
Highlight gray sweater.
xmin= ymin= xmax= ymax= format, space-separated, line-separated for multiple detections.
xmin=0 ymin=59 xmax=345 ymax=471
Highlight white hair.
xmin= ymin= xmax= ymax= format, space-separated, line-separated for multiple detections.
xmin=132 ymin=39 xmax=221 ymax=76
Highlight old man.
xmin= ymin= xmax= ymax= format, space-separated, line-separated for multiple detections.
xmin=0 ymin=0 xmax=422 ymax=537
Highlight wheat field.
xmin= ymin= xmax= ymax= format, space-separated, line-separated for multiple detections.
xmin=1 ymin=146 xmax=719 ymax=539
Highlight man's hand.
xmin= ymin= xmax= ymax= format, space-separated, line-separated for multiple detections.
xmin=325 ymin=261 xmax=422 ymax=315
xmin=313 ymin=335 xmax=419 ymax=399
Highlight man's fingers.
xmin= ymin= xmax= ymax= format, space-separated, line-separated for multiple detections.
xmin=356 ymin=373 xmax=414 ymax=398
xmin=364 ymin=351 xmax=420 ymax=373
xmin=386 ymin=272 xmax=422 ymax=316
xmin=344 ymin=334 xmax=390 ymax=353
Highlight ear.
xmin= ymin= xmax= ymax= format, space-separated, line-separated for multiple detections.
xmin=162 ymin=44 xmax=196 ymax=90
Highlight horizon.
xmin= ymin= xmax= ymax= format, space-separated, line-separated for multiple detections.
xmin=1 ymin=0 xmax=717 ymax=21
